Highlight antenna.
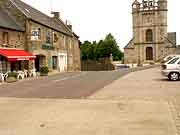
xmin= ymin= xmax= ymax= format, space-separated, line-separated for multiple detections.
xmin=50 ymin=0 xmax=52 ymax=13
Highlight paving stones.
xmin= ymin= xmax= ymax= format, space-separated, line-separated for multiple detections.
xmin=0 ymin=98 xmax=176 ymax=135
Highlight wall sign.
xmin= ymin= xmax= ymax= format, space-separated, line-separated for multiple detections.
xmin=31 ymin=30 xmax=39 ymax=41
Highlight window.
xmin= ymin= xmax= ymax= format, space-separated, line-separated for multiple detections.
xmin=69 ymin=39 xmax=72 ymax=49
xmin=17 ymin=34 xmax=21 ymax=40
xmin=38 ymin=28 xmax=41 ymax=40
xmin=46 ymin=30 xmax=52 ymax=44
xmin=168 ymin=58 xmax=180 ymax=64
xmin=69 ymin=55 xmax=73 ymax=65
xmin=52 ymin=56 xmax=58 ymax=69
xmin=53 ymin=32 xmax=58 ymax=43
xmin=146 ymin=29 xmax=153 ymax=42
xmin=2 ymin=32 xmax=9 ymax=44
xmin=63 ymin=36 xmax=66 ymax=48
xmin=178 ymin=60 xmax=180 ymax=65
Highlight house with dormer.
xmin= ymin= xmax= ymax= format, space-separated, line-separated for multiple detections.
xmin=0 ymin=0 xmax=80 ymax=73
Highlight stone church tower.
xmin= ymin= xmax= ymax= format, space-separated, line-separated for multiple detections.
xmin=124 ymin=0 xmax=179 ymax=64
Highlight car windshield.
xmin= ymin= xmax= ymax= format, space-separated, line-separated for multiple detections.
xmin=168 ymin=57 xmax=180 ymax=64
xmin=167 ymin=56 xmax=174 ymax=61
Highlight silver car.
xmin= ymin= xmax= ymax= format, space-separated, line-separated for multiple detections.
xmin=161 ymin=56 xmax=180 ymax=81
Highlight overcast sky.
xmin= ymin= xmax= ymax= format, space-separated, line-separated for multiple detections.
xmin=22 ymin=0 xmax=180 ymax=49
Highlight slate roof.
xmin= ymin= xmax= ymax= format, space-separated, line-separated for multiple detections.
xmin=10 ymin=0 xmax=73 ymax=36
xmin=164 ymin=36 xmax=177 ymax=48
xmin=124 ymin=38 xmax=134 ymax=49
xmin=0 ymin=7 xmax=24 ymax=31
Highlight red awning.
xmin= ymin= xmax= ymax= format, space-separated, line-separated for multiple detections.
xmin=0 ymin=48 xmax=36 ymax=61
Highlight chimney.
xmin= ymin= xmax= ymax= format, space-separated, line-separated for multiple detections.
xmin=51 ymin=12 xmax=60 ymax=19
xmin=65 ymin=20 xmax=72 ymax=30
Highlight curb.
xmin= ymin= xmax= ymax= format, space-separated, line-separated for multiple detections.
xmin=130 ymin=64 xmax=160 ymax=73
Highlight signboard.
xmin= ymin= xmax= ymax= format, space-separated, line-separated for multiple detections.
xmin=31 ymin=30 xmax=39 ymax=41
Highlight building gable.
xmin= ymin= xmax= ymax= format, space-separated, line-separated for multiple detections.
xmin=9 ymin=0 xmax=74 ymax=36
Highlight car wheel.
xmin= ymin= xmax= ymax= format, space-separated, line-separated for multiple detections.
xmin=168 ymin=72 xmax=180 ymax=81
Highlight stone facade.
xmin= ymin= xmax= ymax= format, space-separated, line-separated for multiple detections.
xmin=0 ymin=28 xmax=25 ymax=49
xmin=0 ymin=0 xmax=81 ymax=72
xmin=124 ymin=0 xmax=180 ymax=64
xmin=0 ymin=28 xmax=26 ymax=72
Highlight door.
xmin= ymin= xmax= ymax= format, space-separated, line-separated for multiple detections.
xmin=146 ymin=47 xmax=153 ymax=60
xmin=59 ymin=55 xmax=67 ymax=72
xmin=35 ymin=55 xmax=40 ymax=72
xmin=52 ymin=56 xmax=58 ymax=70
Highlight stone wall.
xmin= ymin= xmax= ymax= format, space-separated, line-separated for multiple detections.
xmin=124 ymin=48 xmax=138 ymax=64
xmin=124 ymin=0 xmax=180 ymax=64
xmin=72 ymin=38 xmax=81 ymax=71
xmin=0 ymin=0 xmax=81 ymax=72
xmin=27 ymin=21 xmax=80 ymax=71
xmin=81 ymin=58 xmax=115 ymax=71
xmin=0 ymin=28 xmax=25 ymax=49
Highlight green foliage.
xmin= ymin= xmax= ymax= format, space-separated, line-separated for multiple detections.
xmin=80 ymin=33 xmax=123 ymax=61
xmin=8 ymin=72 xmax=18 ymax=78
xmin=39 ymin=66 xmax=49 ymax=74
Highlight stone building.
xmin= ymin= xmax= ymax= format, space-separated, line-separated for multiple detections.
xmin=124 ymin=0 xmax=180 ymax=64
xmin=0 ymin=0 xmax=80 ymax=73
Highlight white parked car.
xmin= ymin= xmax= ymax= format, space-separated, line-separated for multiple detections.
xmin=161 ymin=56 xmax=180 ymax=81
xmin=162 ymin=55 xmax=180 ymax=64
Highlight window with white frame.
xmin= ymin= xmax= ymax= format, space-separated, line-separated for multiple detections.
xmin=63 ymin=36 xmax=66 ymax=48
xmin=69 ymin=39 xmax=72 ymax=49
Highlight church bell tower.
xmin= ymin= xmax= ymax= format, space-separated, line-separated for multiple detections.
xmin=131 ymin=0 xmax=168 ymax=63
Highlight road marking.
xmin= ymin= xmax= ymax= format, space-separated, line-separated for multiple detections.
xmin=53 ymin=72 xmax=87 ymax=83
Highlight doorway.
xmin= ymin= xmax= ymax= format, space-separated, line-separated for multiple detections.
xmin=35 ymin=55 xmax=46 ymax=71
xmin=52 ymin=56 xmax=58 ymax=70
xmin=146 ymin=47 xmax=153 ymax=60
xmin=35 ymin=55 xmax=40 ymax=71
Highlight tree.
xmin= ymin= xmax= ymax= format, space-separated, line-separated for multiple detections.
xmin=80 ymin=33 xmax=123 ymax=61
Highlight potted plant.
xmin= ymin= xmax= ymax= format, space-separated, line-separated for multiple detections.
xmin=39 ymin=66 xmax=49 ymax=76
xmin=6 ymin=72 xmax=18 ymax=83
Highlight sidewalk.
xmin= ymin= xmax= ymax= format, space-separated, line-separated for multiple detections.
xmin=0 ymin=98 xmax=176 ymax=135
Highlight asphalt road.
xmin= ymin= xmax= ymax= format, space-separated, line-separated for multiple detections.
xmin=0 ymin=69 xmax=129 ymax=98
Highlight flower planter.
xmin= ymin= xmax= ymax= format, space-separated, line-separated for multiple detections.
xmin=40 ymin=73 xmax=48 ymax=76
xmin=39 ymin=66 xmax=49 ymax=76
xmin=6 ymin=77 xmax=17 ymax=83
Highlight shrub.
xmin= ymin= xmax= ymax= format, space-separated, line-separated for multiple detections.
xmin=6 ymin=72 xmax=18 ymax=83
xmin=39 ymin=66 xmax=49 ymax=74
xmin=8 ymin=72 xmax=18 ymax=78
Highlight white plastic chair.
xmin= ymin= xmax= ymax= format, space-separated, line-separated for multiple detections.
xmin=0 ymin=73 xmax=4 ymax=82
xmin=17 ymin=71 xmax=25 ymax=80
xmin=32 ymin=69 xmax=36 ymax=77
xmin=28 ymin=69 xmax=36 ymax=77
xmin=3 ymin=72 xmax=9 ymax=81
xmin=23 ymin=70 xmax=28 ymax=78
xmin=29 ymin=69 xmax=36 ymax=77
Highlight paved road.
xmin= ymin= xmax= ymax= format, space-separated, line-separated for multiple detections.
xmin=0 ymin=69 xmax=129 ymax=98
xmin=0 ymin=67 xmax=179 ymax=135
xmin=89 ymin=68 xmax=180 ymax=101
